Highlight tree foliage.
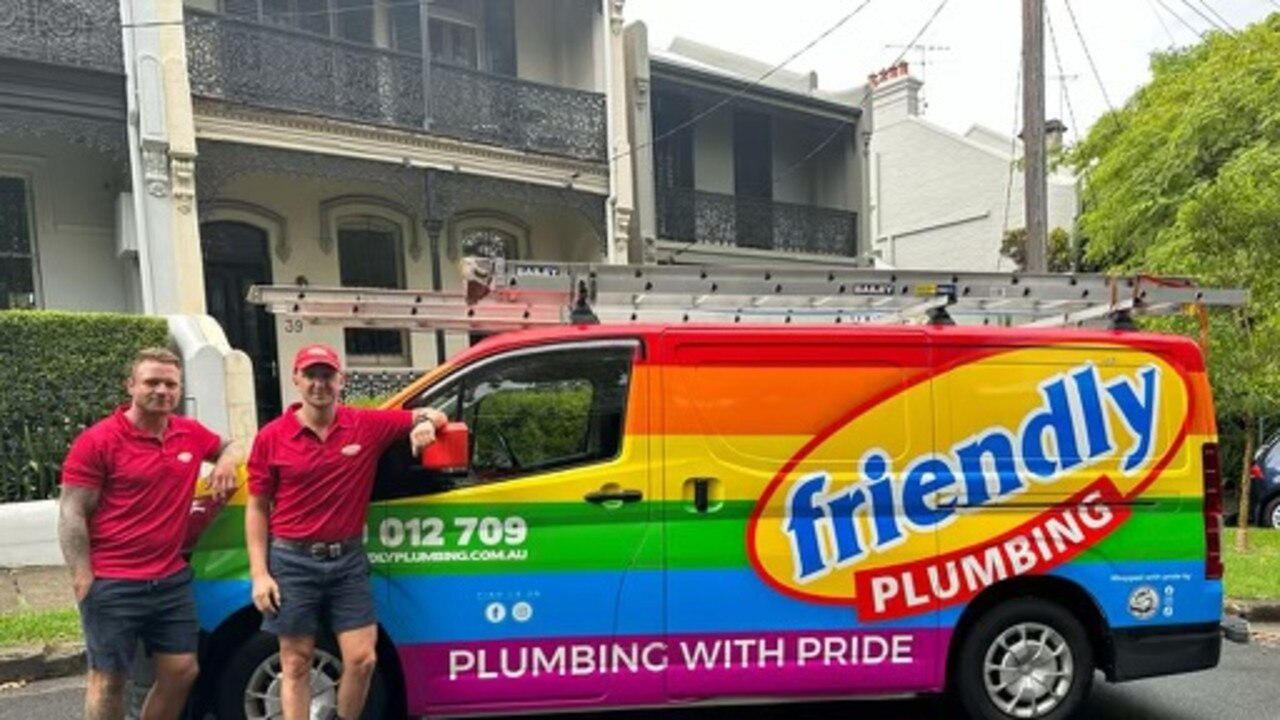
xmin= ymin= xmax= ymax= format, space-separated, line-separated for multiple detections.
xmin=1071 ymin=15 xmax=1280 ymax=271
xmin=999 ymin=227 xmax=1077 ymax=272
xmin=1070 ymin=16 xmax=1280 ymax=540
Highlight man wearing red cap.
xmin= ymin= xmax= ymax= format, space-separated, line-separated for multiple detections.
xmin=246 ymin=343 xmax=444 ymax=720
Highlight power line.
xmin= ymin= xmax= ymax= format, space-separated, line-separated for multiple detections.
xmin=1196 ymin=0 xmax=1238 ymax=31
xmin=1045 ymin=7 xmax=1080 ymax=140
xmin=1177 ymin=0 xmax=1228 ymax=32
xmin=671 ymin=0 xmax=951 ymax=262
xmin=1146 ymin=0 xmax=1181 ymax=45
xmin=1062 ymin=0 xmax=1120 ymax=125
xmin=1002 ymin=60 xmax=1022 ymax=241
xmin=771 ymin=0 xmax=952 ymax=187
xmin=620 ymin=0 xmax=877 ymax=167
xmin=1154 ymin=0 xmax=1206 ymax=37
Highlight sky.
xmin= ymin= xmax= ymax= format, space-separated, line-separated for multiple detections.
xmin=624 ymin=0 xmax=1278 ymax=143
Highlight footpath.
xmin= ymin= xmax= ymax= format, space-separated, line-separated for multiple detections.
xmin=2 ymin=565 xmax=1280 ymax=685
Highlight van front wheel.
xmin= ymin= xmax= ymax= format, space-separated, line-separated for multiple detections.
xmin=215 ymin=631 xmax=389 ymax=720
xmin=954 ymin=598 xmax=1093 ymax=720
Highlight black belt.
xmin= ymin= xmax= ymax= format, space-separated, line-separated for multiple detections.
xmin=271 ymin=536 xmax=363 ymax=561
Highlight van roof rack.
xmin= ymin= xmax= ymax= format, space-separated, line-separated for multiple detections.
xmin=245 ymin=259 xmax=1246 ymax=333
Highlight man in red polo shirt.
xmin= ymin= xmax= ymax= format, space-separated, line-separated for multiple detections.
xmin=59 ymin=347 xmax=242 ymax=720
xmin=246 ymin=343 xmax=444 ymax=720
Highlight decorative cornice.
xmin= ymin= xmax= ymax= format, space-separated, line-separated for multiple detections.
xmin=192 ymin=100 xmax=610 ymax=196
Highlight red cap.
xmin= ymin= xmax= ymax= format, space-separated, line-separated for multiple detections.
xmin=293 ymin=343 xmax=342 ymax=373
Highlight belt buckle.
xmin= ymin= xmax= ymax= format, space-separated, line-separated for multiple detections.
xmin=308 ymin=542 xmax=328 ymax=560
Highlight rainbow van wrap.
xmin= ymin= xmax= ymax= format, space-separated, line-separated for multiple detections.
xmin=189 ymin=326 xmax=1222 ymax=716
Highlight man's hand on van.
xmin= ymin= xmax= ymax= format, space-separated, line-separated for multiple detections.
xmin=252 ymin=572 xmax=281 ymax=615
xmin=413 ymin=407 xmax=448 ymax=430
xmin=409 ymin=421 xmax=437 ymax=457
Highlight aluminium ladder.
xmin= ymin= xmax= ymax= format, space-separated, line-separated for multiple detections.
xmin=244 ymin=259 xmax=1247 ymax=333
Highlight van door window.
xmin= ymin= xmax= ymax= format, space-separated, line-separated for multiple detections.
xmin=459 ymin=346 xmax=633 ymax=484
xmin=377 ymin=344 xmax=634 ymax=498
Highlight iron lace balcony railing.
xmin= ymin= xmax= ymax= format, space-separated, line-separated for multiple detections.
xmin=184 ymin=10 xmax=606 ymax=162
xmin=657 ymin=187 xmax=858 ymax=257
xmin=0 ymin=0 xmax=122 ymax=74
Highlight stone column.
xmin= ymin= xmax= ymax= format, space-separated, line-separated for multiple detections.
xmin=121 ymin=0 xmax=206 ymax=314
xmin=603 ymin=0 xmax=636 ymax=264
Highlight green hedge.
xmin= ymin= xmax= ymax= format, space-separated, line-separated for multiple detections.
xmin=0 ymin=311 xmax=169 ymax=502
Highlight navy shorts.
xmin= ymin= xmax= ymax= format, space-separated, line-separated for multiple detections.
xmin=78 ymin=566 xmax=198 ymax=674
xmin=262 ymin=542 xmax=376 ymax=637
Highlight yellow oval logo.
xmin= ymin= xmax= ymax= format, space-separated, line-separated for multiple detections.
xmin=747 ymin=346 xmax=1192 ymax=621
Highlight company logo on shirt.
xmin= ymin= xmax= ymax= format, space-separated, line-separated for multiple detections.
xmin=341 ymin=444 xmax=363 ymax=456
xmin=177 ymin=452 xmax=194 ymax=464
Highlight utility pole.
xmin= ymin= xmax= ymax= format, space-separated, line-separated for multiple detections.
xmin=1022 ymin=0 xmax=1048 ymax=273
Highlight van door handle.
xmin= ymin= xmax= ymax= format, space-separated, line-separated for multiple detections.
xmin=685 ymin=476 xmax=718 ymax=513
xmin=693 ymin=477 xmax=710 ymax=513
xmin=584 ymin=488 xmax=643 ymax=505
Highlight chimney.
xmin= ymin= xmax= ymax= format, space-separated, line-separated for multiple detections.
xmin=868 ymin=61 xmax=922 ymax=126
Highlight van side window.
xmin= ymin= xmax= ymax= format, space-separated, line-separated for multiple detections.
xmin=459 ymin=345 xmax=634 ymax=484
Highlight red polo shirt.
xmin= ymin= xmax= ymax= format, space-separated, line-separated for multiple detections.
xmin=248 ymin=404 xmax=414 ymax=541
xmin=61 ymin=407 xmax=224 ymax=580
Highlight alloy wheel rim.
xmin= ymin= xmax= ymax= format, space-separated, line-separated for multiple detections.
xmin=243 ymin=647 xmax=343 ymax=720
xmin=982 ymin=621 xmax=1074 ymax=719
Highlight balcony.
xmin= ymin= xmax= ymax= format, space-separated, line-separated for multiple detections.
xmin=657 ymin=188 xmax=858 ymax=257
xmin=184 ymin=9 xmax=606 ymax=163
xmin=0 ymin=0 xmax=122 ymax=74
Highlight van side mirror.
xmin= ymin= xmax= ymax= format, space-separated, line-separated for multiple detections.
xmin=422 ymin=422 xmax=470 ymax=473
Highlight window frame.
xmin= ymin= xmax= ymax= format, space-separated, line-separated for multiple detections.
xmin=335 ymin=212 xmax=411 ymax=367
xmin=428 ymin=13 xmax=482 ymax=70
xmin=0 ymin=172 xmax=41 ymax=310
xmin=405 ymin=339 xmax=641 ymax=488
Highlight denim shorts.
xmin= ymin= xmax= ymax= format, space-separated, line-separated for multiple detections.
xmin=78 ymin=566 xmax=198 ymax=674
xmin=261 ymin=542 xmax=376 ymax=637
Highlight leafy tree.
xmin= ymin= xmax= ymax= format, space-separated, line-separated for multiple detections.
xmin=1070 ymin=15 xmax=1280 ymax=548
xmin=999 ymin=227 xmax=1077 ymax=272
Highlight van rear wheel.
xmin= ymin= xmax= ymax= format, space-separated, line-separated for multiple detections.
xmin=954 ymin=598 xmax=1093 ymax=720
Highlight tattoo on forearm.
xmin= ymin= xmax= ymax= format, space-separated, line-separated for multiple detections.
xmin=58 ymin=486 xmax=98 ymax=575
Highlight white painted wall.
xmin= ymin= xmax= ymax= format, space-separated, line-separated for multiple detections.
xmin=0 ymin=137 xmax=133 ymax=312
xmin=871 ymin=116 xmax=1078 ymax=271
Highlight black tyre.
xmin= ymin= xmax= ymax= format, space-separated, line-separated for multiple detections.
xmin=216 ymin=631 xmax=389 ymax=720
xmin=954 ymin=598 xmax=1094 ymax=720
xmin=1263 ymin=497 xmax=1280 ymax=530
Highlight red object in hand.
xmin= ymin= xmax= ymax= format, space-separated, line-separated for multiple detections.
xmin=422 ymin=422 xmax=470 ymax=471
